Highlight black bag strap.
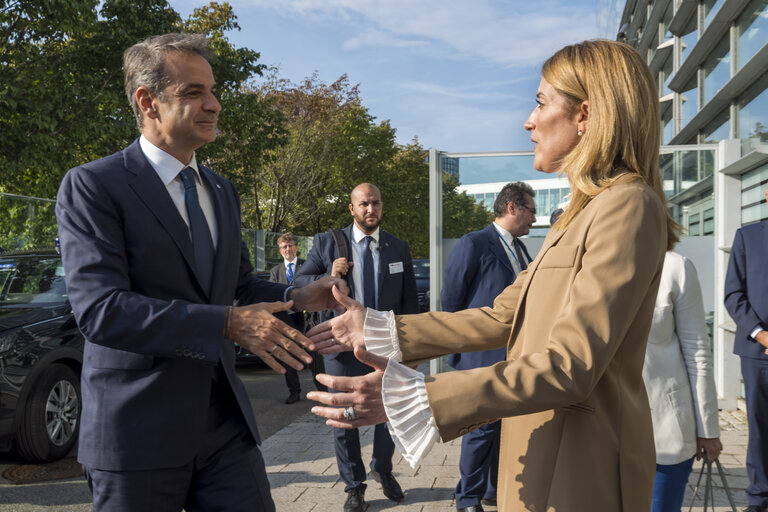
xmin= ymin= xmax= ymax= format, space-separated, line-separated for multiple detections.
xmin=328 ymin=228 xmax=350 ymax=261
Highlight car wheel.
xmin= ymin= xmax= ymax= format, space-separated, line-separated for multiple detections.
xmin=16 ymin=363 xmax=81 ymax=463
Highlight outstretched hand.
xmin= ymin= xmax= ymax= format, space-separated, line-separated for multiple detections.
xmin=289 ymin=276 xmax=350 ymax=314
xmin=307 ymin=346 xmax=389 ymax=428
xmin=306 ymin=285 xmax=366 ymax=355
xmin=228 ymin=301 xmax=312 ymax=375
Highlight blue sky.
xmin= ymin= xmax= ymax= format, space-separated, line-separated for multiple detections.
xmin=171 ymin=0 xmax=623 ymax=153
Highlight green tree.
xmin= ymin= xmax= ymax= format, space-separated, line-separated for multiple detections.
xmin=0 ymin=1 xmax=264 ymax=199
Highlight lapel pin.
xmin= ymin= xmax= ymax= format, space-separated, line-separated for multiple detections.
xmin=216 ymin=184 xmax=222 ymax=189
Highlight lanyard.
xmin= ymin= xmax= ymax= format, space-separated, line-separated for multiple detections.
xmin=496 ymin=232 xmax=522 ymax=265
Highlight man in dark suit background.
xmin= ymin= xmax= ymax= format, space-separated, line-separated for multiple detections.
xmin=295 ymin=183 xmax=418 ymax=512
xmin=442 ymin=181 xmax=535 ymax=512
xmin=55 ymin=33 xmax=343 ymax=512
xmin=725 ymin=182 xmax=768 ymax=512
xmin=269 ymin=231 xmax=326 ymax=403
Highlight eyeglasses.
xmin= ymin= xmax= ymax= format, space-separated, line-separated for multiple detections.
xmin=517 ymin=203 xmax=537 ymax=216
xmin=279 ymin=244 xmax=297 ymax=250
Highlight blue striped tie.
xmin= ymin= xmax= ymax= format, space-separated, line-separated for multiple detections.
xmin=286 ymin=262 xmax=294 ymax=283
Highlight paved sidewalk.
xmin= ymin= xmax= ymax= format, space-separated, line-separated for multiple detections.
xmin=264 ymin=408 xmax=751 ymax=512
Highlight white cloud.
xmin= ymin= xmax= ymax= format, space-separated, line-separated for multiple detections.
xmin=235 ymin=0 xmax=602 ymax=68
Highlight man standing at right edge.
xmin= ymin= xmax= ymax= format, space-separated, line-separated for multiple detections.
xmin=725 ymin=182 xmax=768 ymax=512
xmin=442 ymin=182 xmax=535 ymax=512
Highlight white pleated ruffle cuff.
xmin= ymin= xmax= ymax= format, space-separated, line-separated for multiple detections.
xmin=363 ymin=309 xmax=402 ymax=361
xmin=382 ymin=359 xmax=440 ymax=469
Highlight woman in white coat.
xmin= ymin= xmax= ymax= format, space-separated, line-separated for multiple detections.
xmin=644 ymin=251 xmax=722 ymax=511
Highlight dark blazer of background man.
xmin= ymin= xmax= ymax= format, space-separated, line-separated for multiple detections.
xmin=442 ymin=181 xmax=535 ymax=512
xmin=55 ymin=33 xmax=341 ymax=512
xmin=294 ymin=183 xmax=418 ymax=512
xmin=724 ymin=182 xmax=768 ymax=511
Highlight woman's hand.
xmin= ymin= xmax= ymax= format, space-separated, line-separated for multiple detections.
xmin=306 ymin=285 xmax=366 ymax=355
xmin=307 ymin=347 xmax=389 ymax=428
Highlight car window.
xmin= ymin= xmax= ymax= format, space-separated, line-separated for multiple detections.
xmin=0 ymin=257 xmax=67 ymax=305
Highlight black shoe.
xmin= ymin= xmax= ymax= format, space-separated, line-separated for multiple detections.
xmin=370 ymin=470 xmax=404 ymax=502
xmin=457 ymin=506 xmax=484 ymax=512
xmin=284 ymin=391 xmax=300 ymax=404
xmin=344 ymin=484 xmax=366 ymax=512
xmin=481 ymin=497 xmax=497 ymax=507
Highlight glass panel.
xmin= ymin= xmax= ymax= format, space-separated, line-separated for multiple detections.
xmin=703 ymin=208 xmax=715 ymax=235
xmin=703 ymin=34 xmax=731 ymax=104
xmin=680 ymin=14 xmax=697 ymax=63
xmin=662 ymin=104 xmax=674 ymax=144
xmin=661 ymin=53 xmax=674 ymax=96
xmin=702 ymin=108 xmax=730 ymax=142
xmin=741 ymin=163 xmax=768 ymax=223
xmin=660 ymin=152 xmax=675 ymax=197
xmin=688 ymin=213 xmax=701 ymax=236
xmin=704 ymin=0 xmax=725 ymax=28
xmin=457 ymin=154 xmax=538 ymax=185
xmin=737 ymin=0 xmax=768 ymax=69
xmin=738 ymin=73 xmax=768 ymax=142
xmin=681 ymin=76 xmax=698 ymax=128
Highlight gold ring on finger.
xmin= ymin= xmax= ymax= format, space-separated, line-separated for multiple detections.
xmin=268 ymin=344 xmax=279 ymax=355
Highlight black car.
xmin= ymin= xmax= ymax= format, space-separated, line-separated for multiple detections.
xmin=0 ymin=250 xmax=84 ymax=462
xmin=413 ymin=258 xmax=430 ymax=312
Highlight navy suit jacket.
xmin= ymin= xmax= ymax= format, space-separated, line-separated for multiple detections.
xmin=443 ymin=223 xmax=531 ymax=370
xmin=270 ymin=258 xmax=305 ymax=285
xmin=55 ymin=139 xmax=287 ymax=471
xmin=294 ymin=224 xmax=418 ymax=315
xmin=725 ymin=220 xmax=768 ymax=359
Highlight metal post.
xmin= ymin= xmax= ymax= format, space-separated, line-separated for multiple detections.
xmin=428 ymin=148 xmax=445 ymax=376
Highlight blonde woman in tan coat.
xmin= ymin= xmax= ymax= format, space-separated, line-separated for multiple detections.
xmin=306 ymin=40 xmax=680 ymax=512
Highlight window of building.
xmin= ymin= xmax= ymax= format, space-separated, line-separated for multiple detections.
xmin=688 ymin=212 xmax=701 ymax=235
xmin=662 ymin=1 xmax=673 ymax=39
xmin=681 ymin=76 xmax=699 ymax=128
xmin=741 ymin=163 xmax=768 ymax=224
xmin=737 ymin=0 xmax=768 ymax=69
xmin=702 ymin=108 xmax=730 ymax=142
xmin=738 ymin=73 xmax=768 ymax=143
xmin=661 ymin=53 xmax=673 ymax=96
xmin=702 ymin=207 xmax=715 ymax=235
xmin=680 ymin=14 xmax=698 ymax=63
xmin=703 ymin=0 xmax=725 ymax=28
xmin=662 ymin=104 xmax=674 ymax=144
xmin=703 ymin=33 xmax=731 ymax=104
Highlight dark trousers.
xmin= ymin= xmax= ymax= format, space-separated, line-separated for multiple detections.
xmin=325 ymin=352 xmax=395 ymax=490
xmin=742 ymin=356 xmax=768 ymax=507
xmin=281 ymin=350 xmax=327 ymax=393
xmin=84 ymin=376 xmax=274 ymax=512
xmin=454 ymin=420 xmax=500 ymax=508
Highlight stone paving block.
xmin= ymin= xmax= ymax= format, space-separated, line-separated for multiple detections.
xmin=395 ymin=473 xmax=437 ymax=490
xmin=270 ymin=484 xmax=307 ymax=503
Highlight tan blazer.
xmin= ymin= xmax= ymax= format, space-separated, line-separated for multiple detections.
xmin=396 ymin=176 xmax=667 ymax=511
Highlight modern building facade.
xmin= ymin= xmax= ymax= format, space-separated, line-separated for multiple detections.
xmin=616 ymin=0 xmax=767 ymax=409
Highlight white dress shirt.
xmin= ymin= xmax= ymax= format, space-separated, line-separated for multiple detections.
xmin=139 ymin=135 xmax=218 ymax=249
xmin=492 ymin=221 xmax=523 ymax=274
xmin=350 ymin=225 xmax=380 ymax=308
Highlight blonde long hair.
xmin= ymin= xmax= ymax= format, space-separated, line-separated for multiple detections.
xmin=545 ymin=40 xmax=679 ymax=250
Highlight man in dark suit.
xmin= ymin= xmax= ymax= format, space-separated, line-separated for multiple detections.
xmin=725 ymin=182 xmax=768 ymax=512
xmin=55 ymin=33 xmax=343 ymax=512
xmin=295 ymin=183 xmax=418 ymax=512
xmin=443 ymin=182 xmax=535 ymax=512
xmin=269 ymin=231 xmax=327 ymax=403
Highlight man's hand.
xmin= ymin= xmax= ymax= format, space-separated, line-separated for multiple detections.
xmin=755 ymin=331 xmax=768 ymax=355
xmin=306 ymin=286 xmax=366 ymax=354
xmin=228 ymin=301 xmax=312 ymax=374
xmin=307 ymin=347 xmax=389 ymax=428
xmin=331 ymin=257 xmax=353 ymax=278
xmin=696 ymin=437 xmax=723 ymax=463
xmin=289 ymin=276 xmax=349 ymax=313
